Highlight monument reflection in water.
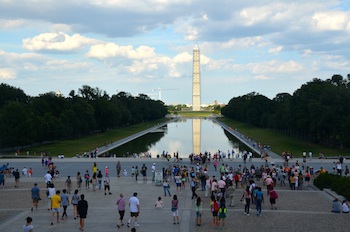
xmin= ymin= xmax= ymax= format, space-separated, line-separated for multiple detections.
xmin=110 ymin=118 xmax=251 ymax=158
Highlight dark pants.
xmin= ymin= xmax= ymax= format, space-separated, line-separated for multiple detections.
xmin=62 ymin=206 xmax=68 ymax=218
xmin=245 ymin=198 xmax=251 ymax=214
xmin=256 ymin=199 xmax=262 ymax=214
xmin=191 ymin=186 xmax=198 ymax=199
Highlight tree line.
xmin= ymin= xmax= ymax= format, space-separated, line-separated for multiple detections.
xmin=0 ymin=84 xmax=167 ymax=150
xmin=221 ymin=74 xmax=350 ymax=149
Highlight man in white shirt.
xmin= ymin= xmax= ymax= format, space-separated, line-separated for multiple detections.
xmin=151 ymin=163 xmax=156 ymax=181
xmin=127 ymin=192 xmax=140 ymax=227
xmin=44 ymin=171 xmax=52 ymax=187
xmin=22 ymin=167 xmax=28 ymax=177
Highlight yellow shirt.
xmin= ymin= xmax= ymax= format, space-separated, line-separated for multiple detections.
xmin=51 ymin=194 xmax=61 ymax=209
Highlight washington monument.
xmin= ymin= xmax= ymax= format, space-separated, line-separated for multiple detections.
xmin=192 ymin=44 xmax=201 ymax=111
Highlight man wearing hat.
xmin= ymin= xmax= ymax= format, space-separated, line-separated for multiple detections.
xmin=151 ymin=163 xmax=156 ymax=181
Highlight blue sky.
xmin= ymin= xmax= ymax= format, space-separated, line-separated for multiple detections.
xmin=0 ymin=0 xmax=350 ymax=105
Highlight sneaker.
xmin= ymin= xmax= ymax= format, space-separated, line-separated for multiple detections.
xmin=134 ymin=223 xmax=139 ymax=227
xmin=247 ymin=214 xmax=250 ymax=216
xmin=127 ymin=222 xmax=130 ymax=228
xmin=50 ymin=222 xmax=53 ymax=225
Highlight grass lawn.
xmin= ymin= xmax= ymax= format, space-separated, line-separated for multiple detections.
xmin=12 ymin=118 xmax=169 ymax=158
xmin=219 ymin=118 xmax=350 ymax=158
xmin=177 ymin=111 xmax=215 ymax=117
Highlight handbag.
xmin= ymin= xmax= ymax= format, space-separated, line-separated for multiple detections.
xmin=242 ymin=198 xmax=247 ymax=205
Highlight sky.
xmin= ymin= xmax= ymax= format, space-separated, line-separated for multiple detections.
xmin=0 ymin=0 xmax=350 ymax=105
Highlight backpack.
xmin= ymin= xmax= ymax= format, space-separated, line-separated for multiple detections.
xmin=213 ymin=201 xmax=219 ymax=212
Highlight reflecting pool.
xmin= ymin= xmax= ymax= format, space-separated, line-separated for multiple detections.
xmin=110 ymin=118 xmax=254 ymax=158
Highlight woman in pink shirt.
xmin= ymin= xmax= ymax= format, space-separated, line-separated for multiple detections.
xmin=116 ymin=193 xmax=126 ymax=228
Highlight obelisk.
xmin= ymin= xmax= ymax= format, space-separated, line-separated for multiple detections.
xmin=192 ymin=44 xmax=201 ymax=111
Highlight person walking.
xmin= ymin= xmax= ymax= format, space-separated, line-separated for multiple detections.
xmin=171 ymin=195 xmax=179 ymax=224
xmin=97 ymin=170 xmax=103 ymax=190
xmin=91 ymin=173 xmax=97 ymax=191
xmin=141 ymin=164 xmax=147 ymax=182
xmin=190 ymin=178 xmax=198 ymax=199
xmin=77 ymin=194 xmax=88 ymax=231
xmin=65 ymin=176 xmax=72 ymax=194
xmin=255 ymin=187 xmax=264 ymax=216
xmin=241 ymin=186 xmax=251 ymax=216
xmin=218 ymin=203 xmax=227 ymax=228
xmin=117 ymin=193 xmax=126 ymax=228
xmin=226 ymin=182 xmax=235 ymax=207
xmin=14 ymin=169 xmax=20 ymax=188
xmin=50 ymin=190 xmax=61 ymax=225
xmin=116 ymin=161 xmax=121 ymax=178
xmin=71 ymin=189 xmax=80 ymax=219
xmin=269 ymin=187 xmax=278 ymax=210
xmin=195 ymin=197 xmax=203 ymax=226
xmin=31 ymin=183 xmax=40 ymax=211
xmin=163 ymin=179 xmax=171 ymax=197
xmin=151 ymin=163 xmax=156 ymax=181
xmin=127 ymin=192 xmax=140 ymax=228
xmin=76 ymin=172 xmax=82 ymax=189
xmin=61 ymin=189 xmax=69 ymax=220
xmin=47 ymin=183 xmax=56 ymax=210
xmin=135 ymin=166 xmax=139 ymax=181
xmin=84 ymin=170 xmax=90 ymax=189
xmin=104 ymin=174 xmax=112 ymax=195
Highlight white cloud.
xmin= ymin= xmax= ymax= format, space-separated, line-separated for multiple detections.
xmin=0 ymin=19 xmax=26 ymax=29
xmin=87 ymin=43 xmax=156 ymax=60
xmin=312 ymin=11 xmax=350 ymax=31
xmin=269 ymin=46 xmax=283 ymax=54
xmin=0 ymin=68 xmax=16 ymax=79
xmin=22 ymin=32 xmax=99 ymax=52
xmin=252 ymin=60 xmax=303 ymax=74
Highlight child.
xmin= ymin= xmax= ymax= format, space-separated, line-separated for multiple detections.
xmin=23 ymin=217 xmax=33 ymax=232
xmin=211 ymin=195 xmax=219 ymax=226
xmin=155 ymin=197 xmax=164 ymax=208
xmin=123 ymin=169 xmax=128 ymax=177
xmin=218 ymin=203 xmax=227 ymax=227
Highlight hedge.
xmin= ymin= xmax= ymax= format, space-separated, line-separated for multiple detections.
xmin=314 ymin=173 xmax=350 ymax=200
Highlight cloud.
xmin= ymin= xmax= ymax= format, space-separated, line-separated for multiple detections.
xmin=0 ymin=68 xmax=16 ymax=79
xmin=269 ymin=46 xmax=283 ymax=54
xmin=86 ymin=43 xmax=156 ymax=60
xmin=0 ymin=19 xmax=26 ymax=29
xmin=312 ymin=11 xmax=350 ymax=31
xmin=23 ymin=32 xmax=99 ymax=52
xmin=251 ymin=60 xmax=304 ymax=74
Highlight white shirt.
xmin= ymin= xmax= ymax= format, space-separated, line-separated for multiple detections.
xmin=44 ymin=173 xmax=52 ymax=183
xmin=129 ymin=196 xmax=140 ymax=213
xmin=151 ymin=165 xmax=156 ymax=173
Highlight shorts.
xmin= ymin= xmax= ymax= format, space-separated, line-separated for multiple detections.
xmin=196 ymin=211 xmax=202 ymax=218
xmin=32 ymin=198 xmax=39 ymax=203
xmin=270 ymin=198 xmax=276 ymax=204
xmin=52 ymin=208 xmax=60 ymax=213
xmin=212 ymin=211 xmax=218 ymax=217
xmin=104 ymin=185 xmax=110 ymax=191
xmin=119 ymin=210 xmax=125 ymax=220
xmin=130 ymin=212 xmax=139 ymax=217
xmin=176 ymin=183 xmax=181 ymax=187
xmin=172 ymin=209 xmax=178 ymax=217
xmin=79 ymin=213 xmax=87 ymax=218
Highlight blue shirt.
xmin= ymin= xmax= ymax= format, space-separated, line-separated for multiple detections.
xmin=61 ymin=193 xmax=69 ymax=206
xmin=31 ymin=186 xmax=40 ymax=199
xmin=256 ymin=191 xmax=263 ymax=200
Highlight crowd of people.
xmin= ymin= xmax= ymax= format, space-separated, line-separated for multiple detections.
xmin=0 ymin=153 xmax=348 ymax=231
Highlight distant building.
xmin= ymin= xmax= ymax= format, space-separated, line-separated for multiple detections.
xmin=192 ymin=44 xmax=201 ymax=111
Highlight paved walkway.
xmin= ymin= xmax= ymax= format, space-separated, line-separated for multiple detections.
xmin=213 ymin=118 xmax=281 ymax=159
xmin=1 ymin=158 xmax=350 ymax=232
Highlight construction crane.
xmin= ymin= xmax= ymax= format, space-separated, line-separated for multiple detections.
xmin=152 ymin=87 xmax=179 ymax=101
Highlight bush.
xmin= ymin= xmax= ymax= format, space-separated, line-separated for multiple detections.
xmin=314 ymin=173 xmax=350 ymax=200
